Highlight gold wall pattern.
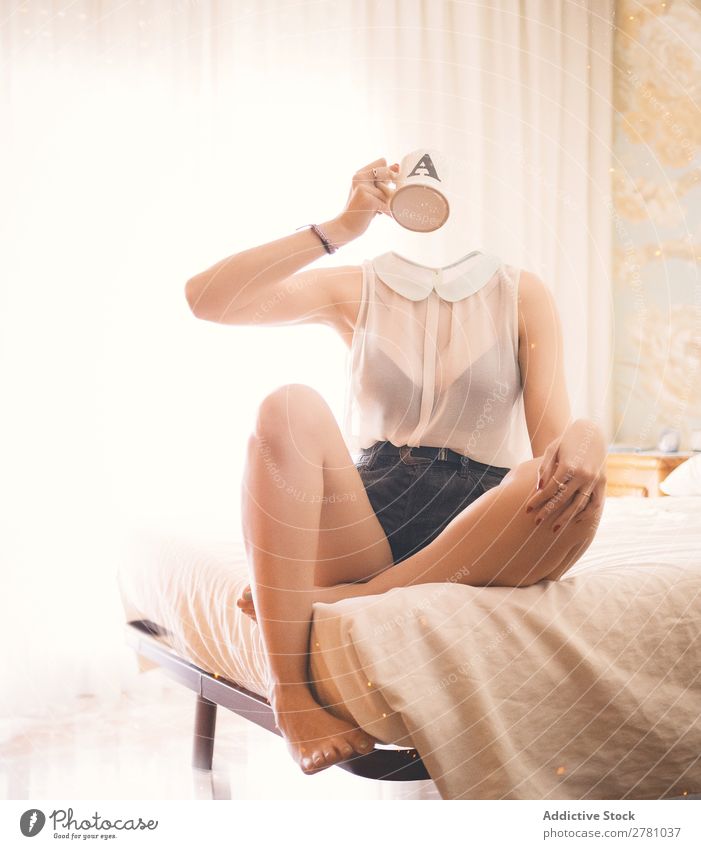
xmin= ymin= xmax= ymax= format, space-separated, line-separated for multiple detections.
xmin=612 ymin=0 xmax=701 ymax=449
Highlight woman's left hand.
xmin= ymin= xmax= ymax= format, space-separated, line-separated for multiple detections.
xmin=524 ymin=419 xmax=607 ymax=529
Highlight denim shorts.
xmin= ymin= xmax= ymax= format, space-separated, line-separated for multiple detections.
xmin=355 ymin=441 xmax=511 ymax=565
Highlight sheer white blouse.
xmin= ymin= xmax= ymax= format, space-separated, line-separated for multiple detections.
xmin=342 ymin=249 xmax=532 ymax=469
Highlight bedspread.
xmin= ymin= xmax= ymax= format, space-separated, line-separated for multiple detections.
xmin=118 ymin=495 xmax=701 ymax=799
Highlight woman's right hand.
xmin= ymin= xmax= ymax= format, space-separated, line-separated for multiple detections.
xmin=336 ymin=158 xmax=400 ymax=240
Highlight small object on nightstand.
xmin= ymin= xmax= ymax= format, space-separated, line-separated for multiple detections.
xmin=607 ymin=442 xmax=656 ymax=453
xmin=691 ymin=427 xmax=701 ymax=452
xmin=656 ymin=427 xmax=681 ymax=453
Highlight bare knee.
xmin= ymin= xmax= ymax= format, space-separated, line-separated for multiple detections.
xmin=253 ymin=383 xmax=331 ymax=439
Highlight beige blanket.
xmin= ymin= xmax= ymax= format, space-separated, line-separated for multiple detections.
xmin=118 ymin=496 xmax=701 ymax=799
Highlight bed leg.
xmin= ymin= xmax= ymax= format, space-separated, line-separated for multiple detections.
xmin=192 ymin=694 xmax=217 ymax=771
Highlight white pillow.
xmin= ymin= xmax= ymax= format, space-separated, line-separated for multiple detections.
xmin=659 ymin=453 xmax=701 ymax=496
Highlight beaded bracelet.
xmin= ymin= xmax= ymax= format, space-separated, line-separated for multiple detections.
xmin=295 ymin=223 xmax=338 ymax=254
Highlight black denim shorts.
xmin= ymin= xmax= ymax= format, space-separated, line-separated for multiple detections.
xmin=355 ymin=441 xmax=511 ymax=565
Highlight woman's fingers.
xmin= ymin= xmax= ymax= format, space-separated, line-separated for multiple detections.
xmin=359 ymin=157 xmax=388 ymax=173
xmin=534 ymin=440 xmax=559 ymax=492
xmin=347 ymin=159 xmax=398 ymax=218
xmin=358 ymin=183 xmax=392 ymax=215
xmin=569 ymin=477 xmax=601 ymax=522
xmin=550 ymin=489 xmax=593 ymax=532
xmin=575 ymin=479 xmax=606 ymax=525
xmin=374 ymin=181 xmax=394 ymax=213
xmin=364 ymin=183 xmax=390 ymax=203
xmin=527 ymin=469 xmax=578 ymax=524
xmin=571 ymin=495 xmax=594 ymax=525
xmin=529 ymin=464 xmax=603 ymax=528
xmin=357 ymin=165 xmax=397 ymax=191
xmin=526 ymin=453 xmax=566 ymax=511
xmin=369 ymin=164 xmax=399 ymax=183
xmin=354 ymin=161 xmax=388 ymax=186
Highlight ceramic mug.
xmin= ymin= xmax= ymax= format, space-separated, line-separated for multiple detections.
xmin=389 ymin=148 xmax=451 ymax=232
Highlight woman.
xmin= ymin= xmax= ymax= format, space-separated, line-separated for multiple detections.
xmin=184 ymin=156 xmax=607 ymax=777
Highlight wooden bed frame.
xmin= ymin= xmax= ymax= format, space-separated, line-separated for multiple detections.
xmin=125 ymin=619 xmax=430 ymax=782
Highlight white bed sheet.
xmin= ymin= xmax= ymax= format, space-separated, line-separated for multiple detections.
xmin=117 ymin=495 xmax=701 ymax=799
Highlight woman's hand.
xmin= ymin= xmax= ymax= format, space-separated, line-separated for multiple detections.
xmin=337 ymin=158 xmax=399 ymax=239
xmin=524 ymin=419 xmax=607 ymax=529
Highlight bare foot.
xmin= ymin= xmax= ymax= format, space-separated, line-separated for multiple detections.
xmin=272 ymin=690 xmax=378 ymax=775
xmin=235 ymin=585 xmax=379 ymax=772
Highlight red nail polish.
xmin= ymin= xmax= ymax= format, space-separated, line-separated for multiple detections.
xmin=553 ymin=524 xmax=561 ymax=532
xmin=535 ymin=517 xmax=542 ymax=525
xmin=526 ymin=506 xmax=533 ymax=513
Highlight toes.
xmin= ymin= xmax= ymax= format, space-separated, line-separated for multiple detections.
xmin=311 ymin=749 xmax=335 ymax=771
xmin=237 ymin=585 xmax=254 ymax=611
xmin=350 ymin=732 xmax=375 ymax=755
xmin=323 ymin=735 xmax=355 ymax=760
xmin=294 ymin=727 xmax=375 ymax=775
xmin=236 ymin=599 xmax=257 ymax=622
xmin=333 ymin=739 xmax=355 ymax=760
xmin=298 ymin=736 xmax=368 ymax=774
xmin=304 ymin=743 xmax=347 ymax=773
xmin=322 ymin=747 xmax=338 ymax=765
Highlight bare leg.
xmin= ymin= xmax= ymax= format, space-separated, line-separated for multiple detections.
xmin=319 ymin=455 xmax=604 ymax=602
xmin=240 ymin=388 xmax=604 ymax=769
xmin=240 ymin=383 xmax=394 ymax=774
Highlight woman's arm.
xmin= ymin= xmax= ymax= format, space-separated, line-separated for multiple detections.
xmin=184 ymin=216 xmax=355 ymax=325
xmin=184 ymin=158 xmax=398 ymax=326
xmin=517 ymin=270 xmax=573 ymax=455
xmin=516 ymin=271 xmax=607 ymax=520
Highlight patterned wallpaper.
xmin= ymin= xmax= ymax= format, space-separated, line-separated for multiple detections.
xmin=612 ymin=0 xmax=701 ymax=450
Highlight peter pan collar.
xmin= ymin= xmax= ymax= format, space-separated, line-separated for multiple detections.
xmin=372 ymin=249 xmax=502 ymax=302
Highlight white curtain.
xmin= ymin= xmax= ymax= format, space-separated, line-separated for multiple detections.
xmin=0 ymin=0 xmax=614 ymax=719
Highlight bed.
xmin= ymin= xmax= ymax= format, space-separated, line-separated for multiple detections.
xmin=118 ymin=494 xmax=701 ymax=799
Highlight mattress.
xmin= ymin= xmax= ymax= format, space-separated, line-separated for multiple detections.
xmin=117 ymin=495 xmax=701 ymax=799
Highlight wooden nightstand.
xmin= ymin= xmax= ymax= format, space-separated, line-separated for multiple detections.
xmin=605 ymin=451 xmax=694 ymax=498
